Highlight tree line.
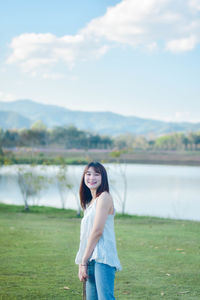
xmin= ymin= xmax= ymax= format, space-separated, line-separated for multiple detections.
xmin=114 ymin=132 xmax=200 ymax=151
xmin=0 ymin=124 xmax=112 ymax=150
xmin=0 ymin=123 xmax=200 ymax=151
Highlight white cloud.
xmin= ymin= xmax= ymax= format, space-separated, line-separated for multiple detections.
xmin=6 ymin=0 xmax=200 ymax=74
xmin=166 ymin=35 xmax=198 ymax=52
xmin=7 ymin=32 xmax=110 ymax=73
xmin=188 ymin=0 xmax=200 ymax=11
xmin=0 ymin=91 xmax=15 ymax=101
xmin=42 ymin=72 xmax=65 ymax=80
xmin=7 ymin=33 xmax=56 ymax=64
xmin=163 ymin=112 xmax=200 ymax=123
xmin=175 ymin=111 xmax=190 ymax=121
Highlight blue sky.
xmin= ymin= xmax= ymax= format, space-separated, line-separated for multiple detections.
xmin=0 ymin=0 xmax=200 ymax=122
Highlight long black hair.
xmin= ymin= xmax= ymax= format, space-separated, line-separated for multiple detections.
xmin=79 ymin=162 xmax=109 ymax=209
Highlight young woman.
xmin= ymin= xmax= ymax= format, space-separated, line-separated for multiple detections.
xmin=75 ymin=161 xmax=122 ymax=300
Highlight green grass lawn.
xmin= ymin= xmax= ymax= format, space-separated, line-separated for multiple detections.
xmin=0 ymin=204 xmax=200 ymax=300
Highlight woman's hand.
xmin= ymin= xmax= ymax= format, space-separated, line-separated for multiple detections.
xmin=78 ymin=264 xmax=88 ymax=282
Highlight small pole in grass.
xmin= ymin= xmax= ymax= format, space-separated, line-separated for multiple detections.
xmin=82 ymin=280 xmax=86 ymax=300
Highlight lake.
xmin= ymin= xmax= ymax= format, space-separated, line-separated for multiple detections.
xmin=0 ymin=164 xmax=200 ymax=221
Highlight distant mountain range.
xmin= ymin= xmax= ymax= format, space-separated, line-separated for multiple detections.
xmin=0 ymin=99 xmax=199 ymax=136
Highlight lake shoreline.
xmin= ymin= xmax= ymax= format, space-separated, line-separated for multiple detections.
xmin=0 ymin=203 xmax=199 ymax=223
xmin=1 ymin=149 xmax=200 ymax=166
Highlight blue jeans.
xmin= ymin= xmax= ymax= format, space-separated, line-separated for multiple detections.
xmin=86 ymin=260 xmax=116 ymax=300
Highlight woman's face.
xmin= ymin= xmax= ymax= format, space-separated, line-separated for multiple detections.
xmin=84 ymin=167 xmax=102 ymax=190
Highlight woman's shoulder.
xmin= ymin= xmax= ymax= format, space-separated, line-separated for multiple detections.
xmin=99 ymin=191 xmax=112 ymax=200
xmin=97 ymin=192 xmax=114 ymax=214
xmin=98 ymin=191 xmax=113 ymax=205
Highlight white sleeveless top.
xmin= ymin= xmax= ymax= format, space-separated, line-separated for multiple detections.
xmin=75 ymin=197 xmax=122 ymax=271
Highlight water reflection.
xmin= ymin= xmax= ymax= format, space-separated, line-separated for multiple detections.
xmin=0 ymin=164 xmax=200 ymax=221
